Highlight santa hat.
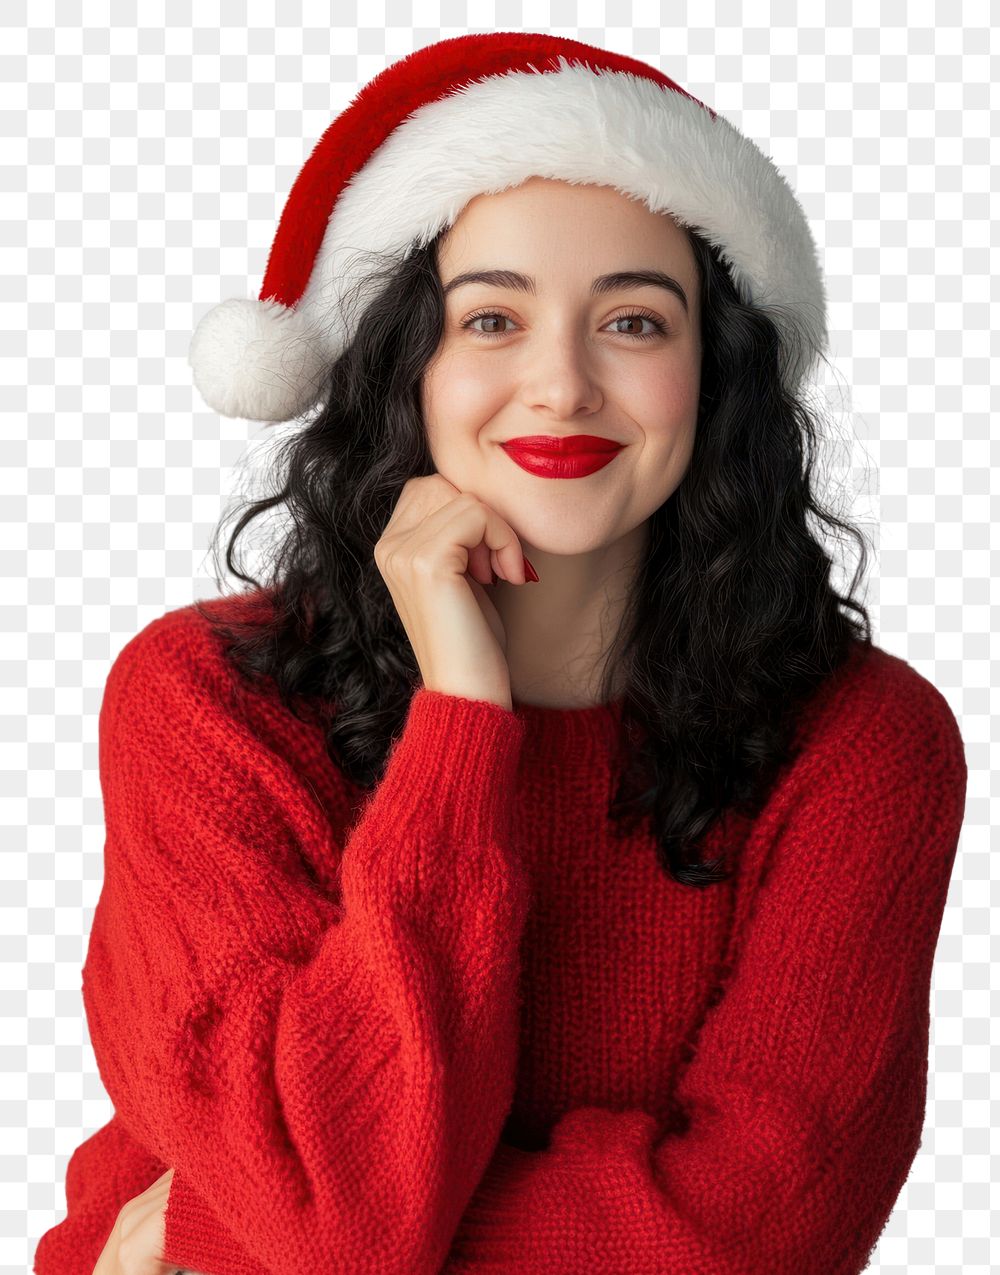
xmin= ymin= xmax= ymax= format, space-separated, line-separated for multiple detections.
xmin=188 ymin=31 xmax=827 ymax=423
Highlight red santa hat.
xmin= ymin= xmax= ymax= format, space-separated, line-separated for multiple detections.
xmin=188 ymin=31 xmax=827 ymax=423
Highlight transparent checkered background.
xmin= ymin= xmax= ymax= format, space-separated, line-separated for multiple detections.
xmin=4 ymin=6 xmax=994 ymax=1274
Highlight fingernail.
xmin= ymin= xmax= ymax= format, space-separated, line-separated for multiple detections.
xmin=523 ymin=555 xmax=539 ymax=583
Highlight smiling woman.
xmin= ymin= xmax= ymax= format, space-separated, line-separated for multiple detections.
xmin=180 ymin=181 xmax=866 ymax=820
xmin=36 ymin=29 xmax=966 ymax=1275
xmin=420 ymin=176 xmax=703 ymax=708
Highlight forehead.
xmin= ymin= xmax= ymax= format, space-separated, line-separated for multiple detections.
xmin=437 ymin=180 xmax=699 ymax=317
xmin=439 ymin=178 xmax=697 ymax=283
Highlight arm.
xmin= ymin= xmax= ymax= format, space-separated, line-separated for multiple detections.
xmin=439 ymin=667 xmax=968 ymax=1275
xmin=82 ymin=610 xmax=530 ymax=1275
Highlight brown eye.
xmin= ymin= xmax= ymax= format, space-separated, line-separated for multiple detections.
xmin=458 ymin=307 xmax=669 ymax=342
xmin=610 ymin=313 xmax=668 ymax=339
xmin=461 ymin=311 xmax=516 ymax=338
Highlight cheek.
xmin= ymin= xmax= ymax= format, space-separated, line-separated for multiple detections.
xmin=421 ymin=365 xmax=504 ymax=479
xmin=624 ymin=429 xmax=696 ymax=522
xmin=627 ymin=362 xmax=700 ymax=500
xmin=423 ymin=354 xmax=509 ymax=437
xmin=621 ymin=355 xmax=701 ymax=460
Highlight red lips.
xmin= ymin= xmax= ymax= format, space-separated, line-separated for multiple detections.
xmin=502 ymin=434 xmax=622 ymax=454
xmin=500 ymin=434 xmax=624 ymax=479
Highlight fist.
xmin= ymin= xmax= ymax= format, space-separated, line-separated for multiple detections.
xmin=374 ymin=473 xmax=535 ymax=710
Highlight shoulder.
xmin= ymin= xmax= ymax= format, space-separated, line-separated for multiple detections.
xmin=96 ymin=593 xmax=350 ymax=921
xmin=777 ymin=638 xmax=968 ymax=831
xmin=99 ymin=589 xmax=354 ymax=841
xmin=795 ymin=638 xmax=964 ymax=766
xmin=728 ymin=639 xmax=971 ymax=897
xmin=105 ymin=588 xmax=276 ymax=701
xmin=99 ymin=589 xmax=302 ymax=763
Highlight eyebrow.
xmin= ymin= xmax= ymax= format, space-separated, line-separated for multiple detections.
xmin=441 ymin=268 xmax=690 ymax=314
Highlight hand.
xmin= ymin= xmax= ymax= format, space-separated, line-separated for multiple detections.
xmin=374 ymin=474 xmax=535 ymax=711
xmin=92 ymin=1166 xmax=174 ymax=1275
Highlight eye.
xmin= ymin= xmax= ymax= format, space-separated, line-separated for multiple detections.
xmin=458 ymin=307 xmax=670 ymax=342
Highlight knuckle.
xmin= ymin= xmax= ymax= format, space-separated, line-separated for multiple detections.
xmin=448 ymin=490 xmax=476 ymax=514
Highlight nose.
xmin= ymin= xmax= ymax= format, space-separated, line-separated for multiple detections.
xmin=521 ymin=329 xmax=604 ymax=419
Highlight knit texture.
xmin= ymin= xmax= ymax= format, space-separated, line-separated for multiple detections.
xmin=34 ymin=593 xmax=967 ymax=1275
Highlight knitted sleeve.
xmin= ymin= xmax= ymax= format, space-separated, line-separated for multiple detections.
xmin=81 ymin=612 xmax=530 ymax=1275
xmin=440 ymin=669 xmax=968 ymax=1275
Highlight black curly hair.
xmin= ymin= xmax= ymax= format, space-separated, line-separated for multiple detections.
xmin=194 ymin=221 xmax=873 ymax=889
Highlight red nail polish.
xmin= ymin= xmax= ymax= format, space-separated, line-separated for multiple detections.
xmin=523 ymin=555 xmax=539 ymax=583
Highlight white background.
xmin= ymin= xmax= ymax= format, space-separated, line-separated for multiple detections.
xmin=6 ymin=5 xmax=994 ymax=1273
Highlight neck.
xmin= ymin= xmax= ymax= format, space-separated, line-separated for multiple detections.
xmin=495 ymin=522 xmax=646 ymax=709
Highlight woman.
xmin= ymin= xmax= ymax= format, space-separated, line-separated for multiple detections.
xmin=35 ymin=31 xmax=967 ymax=1275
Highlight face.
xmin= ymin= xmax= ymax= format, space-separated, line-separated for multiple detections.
xmin=420 ymin=176 xmax=702 ymax=563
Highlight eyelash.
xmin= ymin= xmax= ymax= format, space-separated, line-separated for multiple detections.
xmin=459 ymin=306 xmax=670 ymax=342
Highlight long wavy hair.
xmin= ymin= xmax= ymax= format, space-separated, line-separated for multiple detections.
xmin=194 ymin=219 xmax=873 ymax=888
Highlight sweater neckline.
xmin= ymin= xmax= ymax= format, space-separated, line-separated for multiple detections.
xmin=512 ymin=693 xmax=625 ymax=718
xmin=511 ymin=692 xmax=628 ymax=759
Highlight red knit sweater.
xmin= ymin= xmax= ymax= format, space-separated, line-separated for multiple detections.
xmin=34 ymin=593 xmax=967 ymax=1275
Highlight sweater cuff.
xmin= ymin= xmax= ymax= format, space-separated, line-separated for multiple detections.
xmin=372 ymin=687 xmax=526 ymax=848
xmin=163 ymin=1172 xmax=271 ymax=1275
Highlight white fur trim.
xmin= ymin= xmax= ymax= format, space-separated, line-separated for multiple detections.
xmin=191 ymin=58 xmax=826 ymax=421
xmin=310 ymin=58 xmax=827 ymax=396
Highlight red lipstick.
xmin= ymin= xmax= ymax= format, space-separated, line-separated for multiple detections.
xmin=500 ymin=434 xmax=624 ymax=479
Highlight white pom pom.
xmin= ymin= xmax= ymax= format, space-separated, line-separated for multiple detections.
xmin=188 ymin=297 xmax=330 ymax=423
